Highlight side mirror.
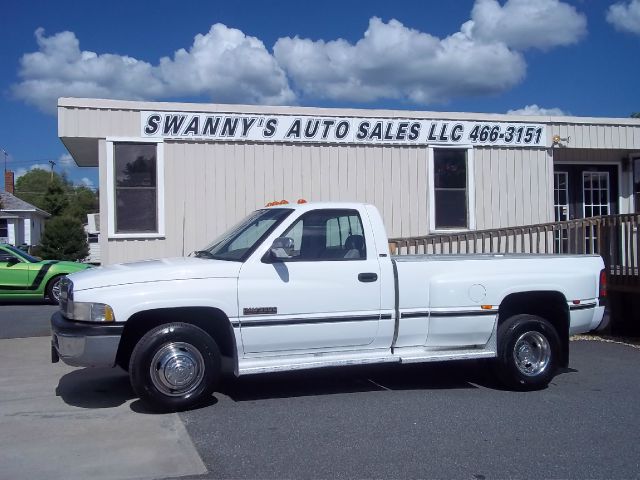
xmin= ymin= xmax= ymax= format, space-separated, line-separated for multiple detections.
xmin=265 ymin=237 xmax=294 ymax=262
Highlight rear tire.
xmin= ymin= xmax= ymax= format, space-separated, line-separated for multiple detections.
xmin=46 ymin=275 xmax=64 ymax=305
xmin=129 ymin=322 xmax=221 ymax=412
xmin=494 ymin=314 xmax=560 ymax=390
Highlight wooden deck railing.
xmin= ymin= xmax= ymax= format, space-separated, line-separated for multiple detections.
xmin=389 ymin=214 xmax=640 ymax=293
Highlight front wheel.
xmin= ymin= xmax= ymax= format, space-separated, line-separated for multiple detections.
xmin=494 ymin=314 xmax=560 ymax=390
xmin=129 ymin=322 xmax=221 ymax=412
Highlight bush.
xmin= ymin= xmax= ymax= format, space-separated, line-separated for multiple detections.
xmin=39 ymin=216 xmax=88 ymax=261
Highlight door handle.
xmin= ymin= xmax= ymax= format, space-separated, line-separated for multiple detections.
xmin=358 ymin=272 xmax=378 ymax=282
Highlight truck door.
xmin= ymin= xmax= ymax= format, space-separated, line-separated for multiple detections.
xmin=237 ymin=209 xmax=382 ymax=354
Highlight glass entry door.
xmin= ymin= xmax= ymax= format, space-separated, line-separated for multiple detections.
xmin=554 ymin=172 xmax=569 ymax=252
xmin=553 ymin=164 xmax=618 ymax=253
xmin=582 ymin=172 xmax=611 ymax=217
xmin=553 ymin=165 xmax=618 ymax=220
xmin=554 ymin=172 xmax=570 ymax=221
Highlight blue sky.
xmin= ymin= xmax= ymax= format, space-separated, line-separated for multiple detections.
xmin=1 ymin=0 xmax=639 ymax=189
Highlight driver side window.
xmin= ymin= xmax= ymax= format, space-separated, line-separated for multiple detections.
xmin=0 ymin=251 xmax=19 ymax=263
xmin=280 ymin=209 xmax=366 ymax=261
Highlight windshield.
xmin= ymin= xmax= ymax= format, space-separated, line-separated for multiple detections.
xmin=195 ymin=208 xmax=292 ymax=262
xmin=3 ymin=245 xmax=40 ymax=263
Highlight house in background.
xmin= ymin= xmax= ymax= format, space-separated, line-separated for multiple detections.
xmin=84 ymin=212 xmax=101 ymax=264
xmin=0 ymin=171 xmax=50 ymax=246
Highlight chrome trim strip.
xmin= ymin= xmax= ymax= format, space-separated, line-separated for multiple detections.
xmin=400 ymin=311 xmax=430 ymax=319
xmin=569 ymin=303 xmax=597 ymax=311
xmin=239 ymin=314 xmax=389 ymax=328
xmin=429 ymin=310 xmax=498 ymax=317
xmin=401 ymin=310 xmax=498 ymax=318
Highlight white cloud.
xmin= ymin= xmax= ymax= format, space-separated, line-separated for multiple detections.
xmin=274 ymin=17 xmax=526 ymax=105
xmin=13 ymin=25 xmax=294 ymax=113
xmin=58 ymin=152 xmax=75 ymax=168
xmin=79 ymin=177 xmax=94 ymax=187
xmin=158 ymin=24 xmax=294 ymax=104
xmin=507 ymin=104 xmax=567 ymax=116
xmin=607 ymin=0 xmax=640 ymax=35
xmin=13 ymin=1 xmax=589 ymax=111
xmin=466 ymin=0 xmax=587 ymax=50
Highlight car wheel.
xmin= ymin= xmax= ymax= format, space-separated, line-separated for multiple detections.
xmin=46 ymin=275 xmax=64 ymax=305
xmin=494 ymin=314 xmax=560 ymax=390
xmin=129 ymin=322 xmax=221 ymax=412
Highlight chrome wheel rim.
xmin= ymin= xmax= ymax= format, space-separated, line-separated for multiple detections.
xmin=513 ymin=331 xmax=551 ymax=377
xmin=51 ymin=278 xmax=62 ymax=302
xmin=150 ymin=342 xmax=205 ymax=397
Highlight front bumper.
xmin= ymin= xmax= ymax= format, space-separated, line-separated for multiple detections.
xmin=50 ymin=311 xmax=124 ymax=368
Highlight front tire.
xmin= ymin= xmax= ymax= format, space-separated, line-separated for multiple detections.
xmin=494 ymin=314 xmax=560 ymax=390
xmin=129 ymin=322 xmax=221 ymax=412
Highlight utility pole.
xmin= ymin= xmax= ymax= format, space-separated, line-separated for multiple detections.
xmin=1 ymin=149 xmax=7 ymax=174
xmin=48 ymin=159 xmax=56 ymax=180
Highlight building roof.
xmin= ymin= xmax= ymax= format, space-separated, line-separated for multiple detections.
xmin=0 ymin=192 xmax=50 ymax=217
xmin=59 ymin=97 xmax=640 ymax=127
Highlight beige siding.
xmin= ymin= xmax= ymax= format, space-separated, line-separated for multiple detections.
xmin=59 ymin=107 xmax=139 ymax=138
xmin=103 ymin=142 xmax=438 ymax=264
xmin=473 ymin=148 xmax=554 ymax=230
xmin=548 ymin=123 xmax=640 ymax=150
xmin=59 ymin=102 xmax=638 ymax=264
xmin=102 ymin=141 xmax=558 ymax=264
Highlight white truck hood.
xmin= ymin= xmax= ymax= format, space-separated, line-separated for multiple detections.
xmin=68 ymin=257 xmax=242 ymax=291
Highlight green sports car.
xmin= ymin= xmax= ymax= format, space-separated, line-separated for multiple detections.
xmin=0 ymin=244 xmax=91 ymax=304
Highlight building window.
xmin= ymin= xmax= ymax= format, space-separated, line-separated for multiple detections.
xmin=0 ymin=219 xmax=8 ymax=238
xmin=107 ymin=141 xmax=164 ymax=238
xmin=432 ymin=148 xmax=471 ymax=230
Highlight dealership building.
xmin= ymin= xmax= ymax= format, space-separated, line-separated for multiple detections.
xmin=58 ymin=98 xmax=640 ymax=265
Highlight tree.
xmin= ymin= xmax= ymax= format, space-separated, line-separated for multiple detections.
xmin=14 ymin=168 xmax=57 ymax=210
xmin=64 ymin=186 xmax=99 ymax=221
xmin=42 ymin=178 xmax=69 ymax=216
xmin=632 ymin=112 xmax=640 ymax=119
xmin=15 ymin=168 xmax=98 ymax=221
xmin=39 ymin=216 xmax=88 ymax=261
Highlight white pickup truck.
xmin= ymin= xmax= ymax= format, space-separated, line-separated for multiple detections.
xmin=51 ymin=202 xmax=606 ymax=411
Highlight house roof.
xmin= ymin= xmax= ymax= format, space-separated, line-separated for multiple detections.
xmin=0 ymin=192 xmax=50 ymax=217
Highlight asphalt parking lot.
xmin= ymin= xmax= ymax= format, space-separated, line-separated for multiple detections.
xmin=1 ymin=304 xmax=639 ymax=479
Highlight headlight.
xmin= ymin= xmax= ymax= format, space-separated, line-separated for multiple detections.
xmin=59 ymin=277 xmax=72 ymax=312
xmin=67 ymin=302 xmax=115 ymax=322
xmin=60 ymin=279 xmax=115 ymax=322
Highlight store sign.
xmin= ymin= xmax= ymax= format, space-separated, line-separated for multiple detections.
xmin=141 ymin=111 xmax=547 ymax=147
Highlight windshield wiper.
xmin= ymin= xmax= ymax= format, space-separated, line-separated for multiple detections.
xmin=192 ymin=250 xmax=216 ymax=259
